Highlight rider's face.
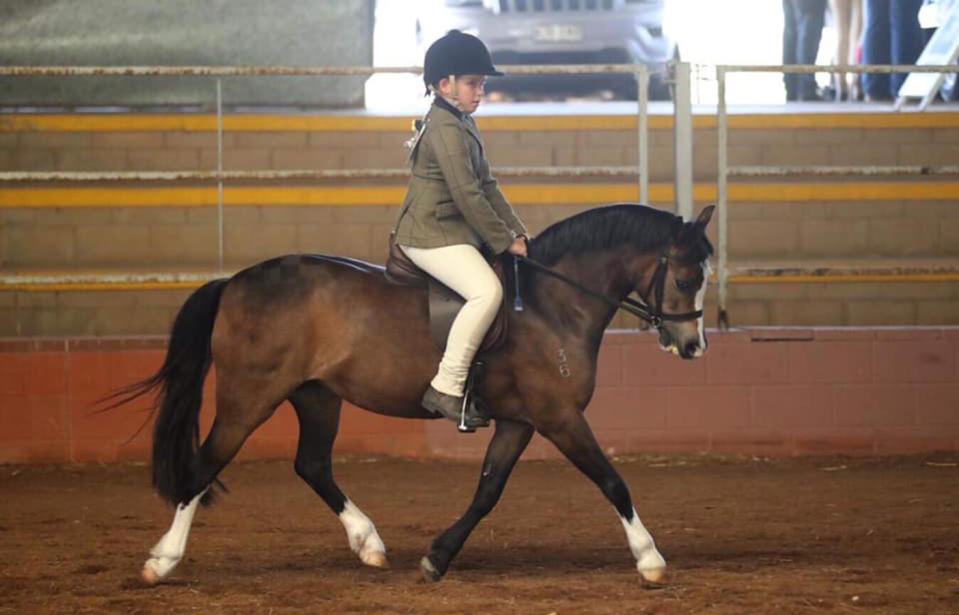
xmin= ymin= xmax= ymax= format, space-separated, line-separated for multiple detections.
xmin=438 ymin=74 xmax=486 ymax=113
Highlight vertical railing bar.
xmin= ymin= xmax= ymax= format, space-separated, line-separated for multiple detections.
xmin=216 ymin=78 xmax=224 ymax=272
xmin=717 ymin=66 xmax=729 ymax=330
xmin=673 ymin=60 xmax=693 ymax=220
xmin=637 ymin=64 xmax=648 ymax=204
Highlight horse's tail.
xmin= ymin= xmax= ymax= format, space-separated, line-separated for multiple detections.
xmin=105 ymin=278 xmax=228 ymax=505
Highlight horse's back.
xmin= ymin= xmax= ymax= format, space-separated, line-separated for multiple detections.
xmin=210 ymin=253 xmax=438 ymax=414
xmin=219 ymin=254 xmax=393 ymax=306
xmin=214 ymin=252 xmax=426 ymax=346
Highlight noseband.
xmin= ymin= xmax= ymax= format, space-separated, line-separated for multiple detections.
xmin=640 ymin=250 xmax=705 ymax=327
xmin=517 ymin=251 xmax=704 ymax=328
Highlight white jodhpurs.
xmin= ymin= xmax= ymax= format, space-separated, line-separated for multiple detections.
xmin=400 ymin=243 xmax=503 ymax=397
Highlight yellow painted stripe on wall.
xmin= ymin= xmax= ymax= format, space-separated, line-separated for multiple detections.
xmin=0 ymin=187 xmax=220 ymax=208
xmin=726 ymin=182 xmax=959 ymax=201
xmin=3 ymin=182 xmax=959 ymax=208
xmin=3 ymin=112 xmax=958 ymax=132
xmin=0 ymin=186 xmax=407 ymax=208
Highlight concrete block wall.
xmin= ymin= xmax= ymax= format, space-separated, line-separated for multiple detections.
xmin=1 ymin=111 xmax=958 ymax=333
xmin=3 ymin=115 xmax=958 ymax=178
xmin=1 ymin=328 xmax=956 ymax=464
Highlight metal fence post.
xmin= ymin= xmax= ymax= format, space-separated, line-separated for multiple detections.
xmin=637 ymin=65 xmax=649 ymax=205
xmin=717 ymin=67 xmax=729 ymax=330
xmin=216 ymin=78 xmax=224 ymax=272
xmin=673 ymin=61 xmax=693 ymax=220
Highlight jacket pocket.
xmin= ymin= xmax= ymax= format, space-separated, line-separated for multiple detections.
xmin=435 ymin=200 xmax=460 ymax=219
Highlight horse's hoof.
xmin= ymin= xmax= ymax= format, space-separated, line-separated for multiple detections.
xmin=361 ymin=550 xmax=390 ymax=569
xmin=640 ymin=566 xmax=666 ymax=586
xmin=141 ymin=563 xmax=160 ymax=586
xmin=420 ymin=556 xmax=443 ymax=583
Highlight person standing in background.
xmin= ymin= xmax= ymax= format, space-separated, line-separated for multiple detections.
xmin=830 ymin=0 xmax=864 ymax=100
xmin=861 ymin=0 xmax=925 ymax=100
xmin=783 ymin=0 xmax=830 ymax=100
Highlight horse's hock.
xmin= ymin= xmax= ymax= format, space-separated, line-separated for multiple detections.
xmin=1 ymin=109 xmax=958 ymax=336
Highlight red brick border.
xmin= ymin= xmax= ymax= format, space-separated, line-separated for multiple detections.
xmin=1 ymin=328 xmax=956 ymax=463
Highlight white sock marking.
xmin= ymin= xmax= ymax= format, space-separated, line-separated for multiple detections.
xmin=620 ymin=507 xmax=666 ymax=576
xmin=142 ymin=489 xmax=206 ymax=582
xmin=338 ymin=500 xmax=387 ymax=567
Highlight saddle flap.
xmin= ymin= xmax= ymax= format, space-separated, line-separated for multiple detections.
xmin=385 ymin=233 xmax=509 ymax=353
xmin=428 ymin=259 xmax=508 ymax=355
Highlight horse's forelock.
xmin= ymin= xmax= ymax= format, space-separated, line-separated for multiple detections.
xmin=676 ymin=218 xmax=714 ymax=265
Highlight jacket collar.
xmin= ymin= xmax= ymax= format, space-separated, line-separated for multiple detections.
xmin=433 ymin=96 xmax=464 ymax=119
xmin=430 ymin=97 xmax=483 ymax=148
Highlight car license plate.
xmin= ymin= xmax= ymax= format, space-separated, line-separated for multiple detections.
xmin=532 ymin=24 xmax=583 ymax=42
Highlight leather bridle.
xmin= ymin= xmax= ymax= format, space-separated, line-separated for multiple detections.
xmin=517 ymin=250 xmax=704 ymax=328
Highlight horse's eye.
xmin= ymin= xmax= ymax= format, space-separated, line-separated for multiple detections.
xmin=676 ymin=279 xmax=690 ymax=292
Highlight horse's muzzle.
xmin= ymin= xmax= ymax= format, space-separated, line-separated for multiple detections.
xmin=658 ymin=326 xmax=702 ymax=359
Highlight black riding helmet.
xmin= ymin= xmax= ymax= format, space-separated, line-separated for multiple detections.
xmin=423 ymin=29 xmax=503 ymax=94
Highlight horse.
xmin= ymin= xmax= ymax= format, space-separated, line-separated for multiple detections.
xmin=118 ymin=202 xmax=715 ymax=586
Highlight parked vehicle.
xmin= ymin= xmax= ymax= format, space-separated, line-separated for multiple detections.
xmin=415 ymin=0 xmax=678 ymax=100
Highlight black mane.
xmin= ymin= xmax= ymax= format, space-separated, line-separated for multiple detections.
xmin=528 ymin=203 xmax=684 ymax=266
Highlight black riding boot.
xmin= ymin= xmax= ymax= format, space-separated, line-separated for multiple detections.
xmin=421 ymin=386 xmax=489 ymax=432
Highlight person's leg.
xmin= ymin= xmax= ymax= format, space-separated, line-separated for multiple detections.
xmin=783 ymin=0 xmax=800 ymax=100
xmin=797 ymin=0 xmax=828 ymax=99
xmin=862 ymin=0 xmax=891 ymax=99
xmin=401 ymin=244 xmax=502 ymax=399
xmin=889 ymin=0 xmax=923 ymax=97
xmin=832 ymin=0 xmax=851 ymax=99
xmin=849 ymin=0 xmax=864 ymax=100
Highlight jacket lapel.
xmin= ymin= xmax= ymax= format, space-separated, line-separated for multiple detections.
xmin=463 ymin=116 xmax=484 ymax=153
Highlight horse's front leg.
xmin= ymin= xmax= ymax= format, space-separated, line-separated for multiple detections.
xmin=540 ymin=412 xmax=666 ymax=584
xmin=421 ymin=419 xmax=534 ymax=582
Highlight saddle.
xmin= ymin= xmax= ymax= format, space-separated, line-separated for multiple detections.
xmin=384 ymin=232 xmax=509 ymax=354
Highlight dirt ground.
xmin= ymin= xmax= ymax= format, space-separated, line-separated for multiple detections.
xmin=1 ymin=453 xmax=957 ymax=615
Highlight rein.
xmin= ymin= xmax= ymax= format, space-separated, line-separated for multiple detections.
xmin=517 ymin=254 xmax=703 ymax=327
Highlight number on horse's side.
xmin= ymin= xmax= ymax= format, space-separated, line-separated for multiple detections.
xmin=115 ymin=203 xmax=715 ymax=585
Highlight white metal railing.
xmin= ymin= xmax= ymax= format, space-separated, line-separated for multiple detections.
xmin=715 ymin=63 xmax=959 ymax=328
xmin=0 ymin=63 xmax=651 ymax=274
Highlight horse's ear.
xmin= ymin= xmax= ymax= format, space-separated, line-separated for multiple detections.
xmin=695 ymin=205 xmax=715 ymax=228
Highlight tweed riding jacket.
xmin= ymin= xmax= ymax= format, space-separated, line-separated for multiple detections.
xmin=394 ymin=98 xmax=527 ymax=255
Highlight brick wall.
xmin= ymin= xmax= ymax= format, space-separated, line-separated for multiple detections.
xmin=1 ymin=328 xmax=956 ymax=464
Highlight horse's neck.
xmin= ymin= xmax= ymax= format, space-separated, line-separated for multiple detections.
xmin=531 ymin=249 xmax=635 ymax=342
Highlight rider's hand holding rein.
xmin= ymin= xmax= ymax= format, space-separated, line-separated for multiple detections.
xmin=508 ymin=236 xmax=528 ymax=258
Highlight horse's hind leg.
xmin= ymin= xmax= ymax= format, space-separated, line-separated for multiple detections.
xmin=540 ymin=412 xmax=666 ymax=585
xmin=421 ymin=419 xmax=534 ymax=582
xmin=141 ymin=489 xmax=206 ymax=584
xmin=143 ymin=378 xmax=286 ymax=584
xmin=289 ymin=381 xmax=388 ymax=569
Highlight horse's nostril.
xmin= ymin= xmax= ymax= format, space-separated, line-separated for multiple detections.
xmin=684 ymin=341 xmax=699 ymax=357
